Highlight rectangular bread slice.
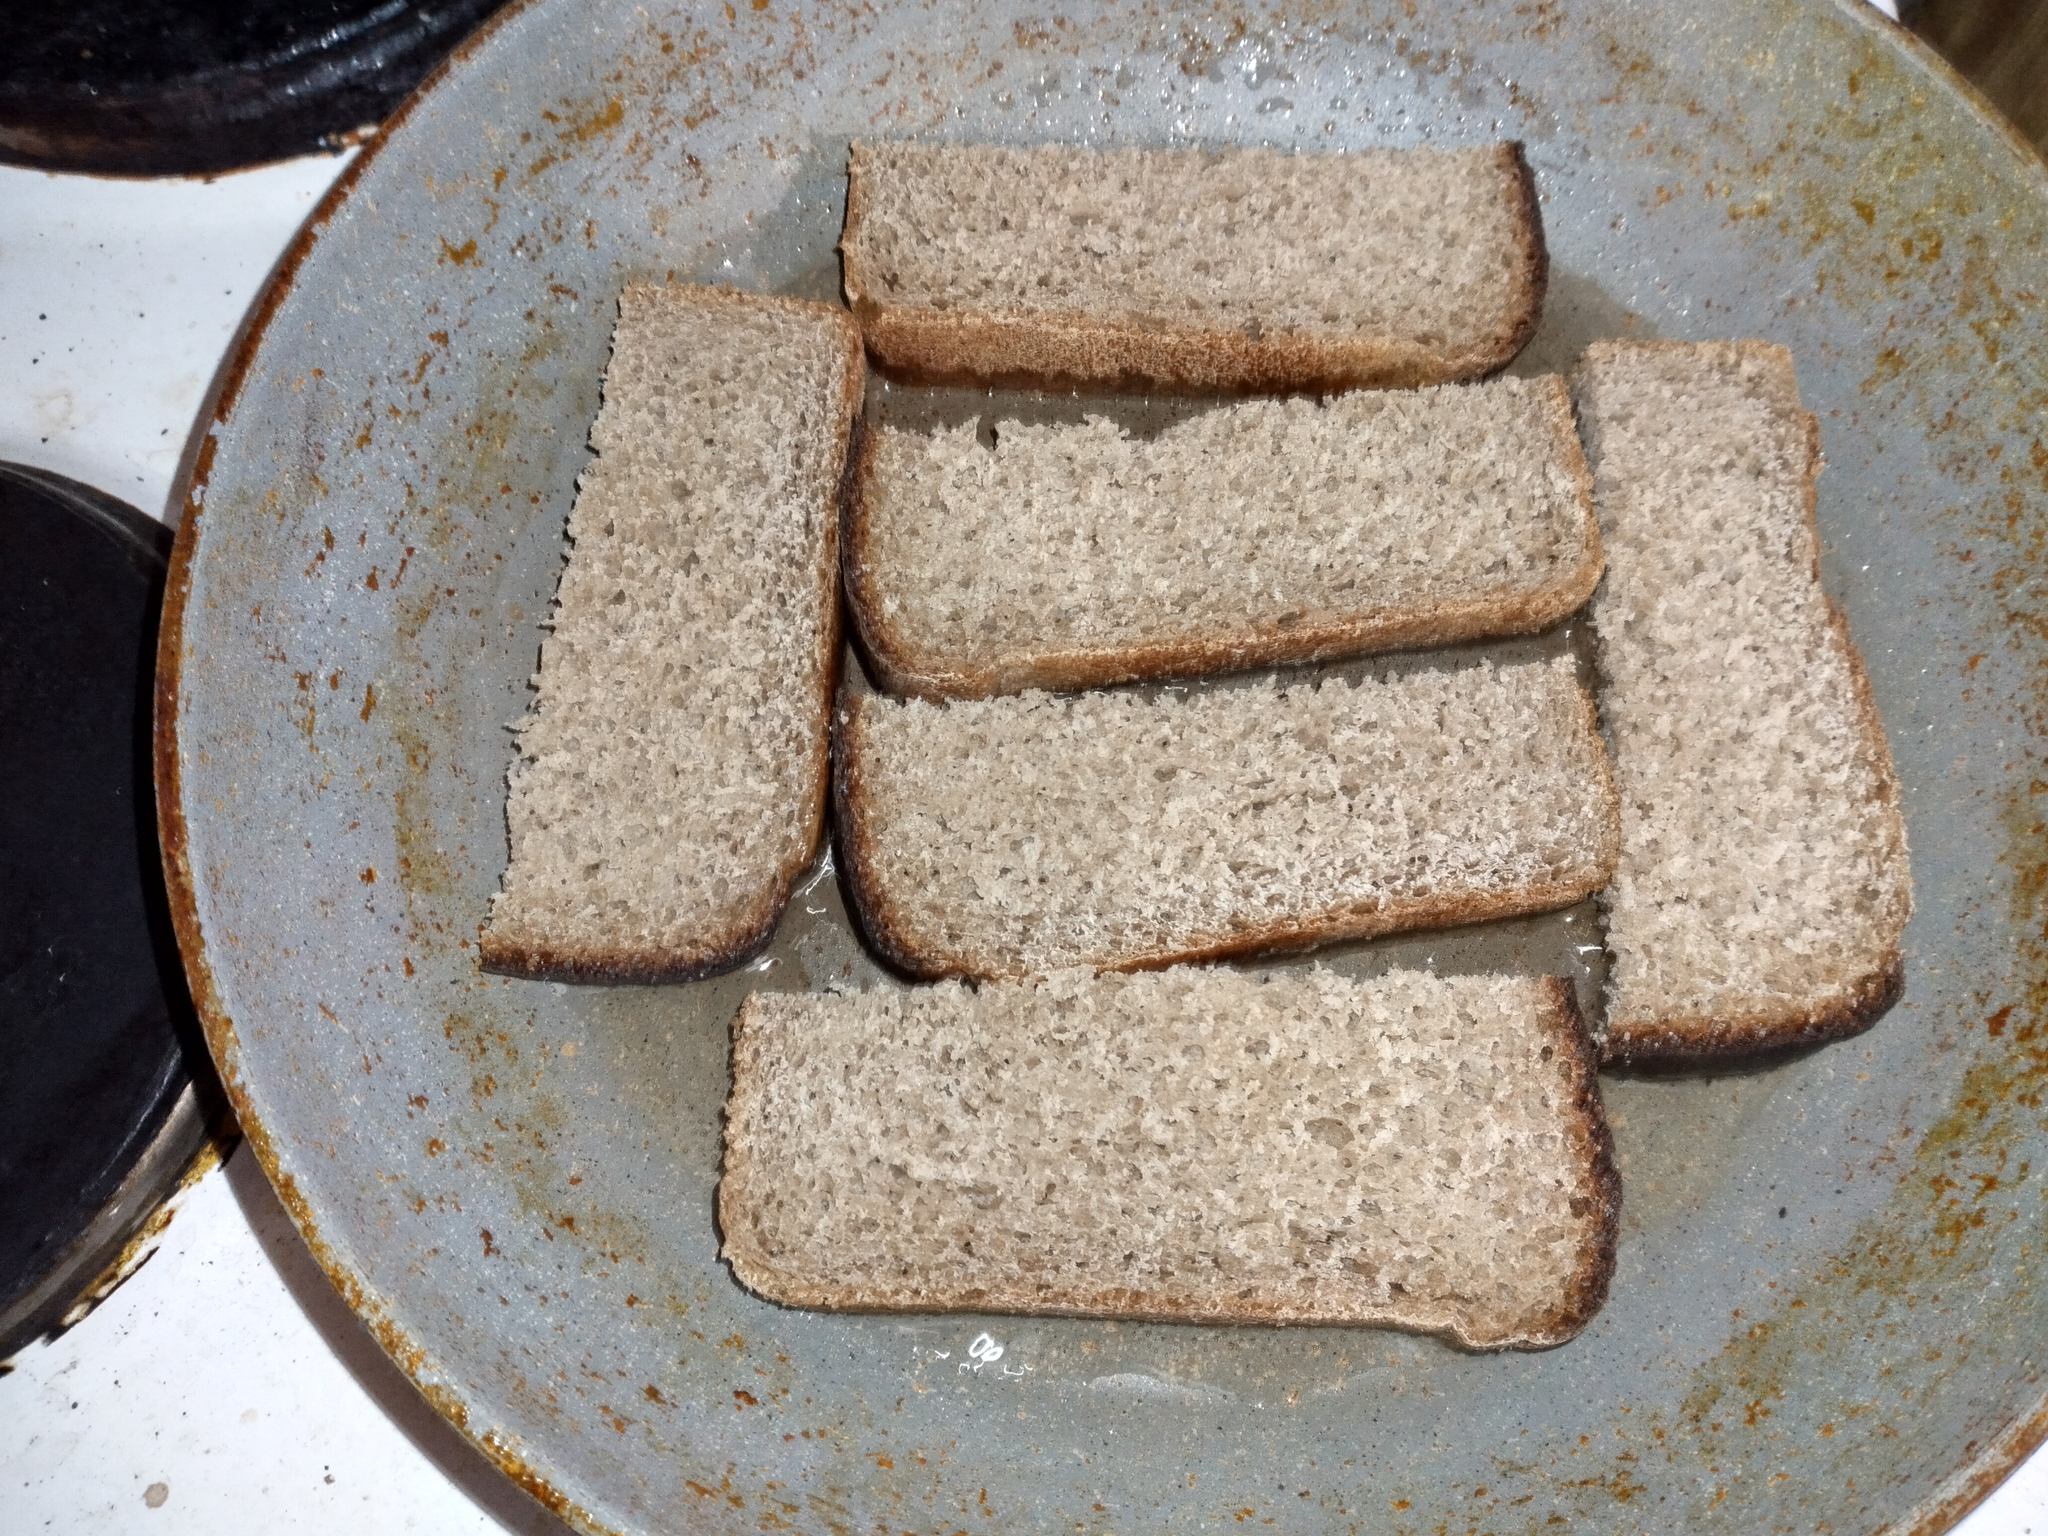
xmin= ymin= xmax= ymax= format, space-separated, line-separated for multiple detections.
xmin=841 ymin=140 xmax=1546 ymax=394
xmin=846 ymin=375 xmax=1600 ymax=699
xmin=835 ymin=656 xmax=1620 ymax=980
xmin=720 ymin=967 xmax=1621 ymax=1349
xmin=1574 ymin=340 xmax=1912 ymax=1059
xmin=480 ymin=284 xmax=864 ymax=983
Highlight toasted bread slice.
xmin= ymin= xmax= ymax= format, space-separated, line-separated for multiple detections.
xmin=1573 ymin=340 xmax=1912 ymax=1059
xmin=481 ymin=284 xmax=863 ymax=983
xmin=835 ymin=656 xmax=1620 ymax=981
xmin=841 ymin=140 xmax=1546 ymax=394
xmin=720 ymin=966 xmax=1620 ymax=1349
xmin=845 ymin=375 xmax=1600 ymax=699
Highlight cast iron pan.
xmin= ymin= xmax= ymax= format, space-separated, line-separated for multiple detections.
xmin=0 ymin=464 xmax=214 ymax=1360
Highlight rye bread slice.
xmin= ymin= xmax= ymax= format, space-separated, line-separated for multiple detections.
xmin=840 ymin=140 xmax=1547 ymax=394
xmin=1573 ymin=340 xmax=1912 ymax=1060
xmin=834 ymin=656 xmax=1621 ymax=981
xmin=719 ymin=966 xmax=1621 ymax=1349
xmin=481 ymin=284 xmax=864 ymax=983
xmin=845 ymin=375 xmax=1601 ymax=699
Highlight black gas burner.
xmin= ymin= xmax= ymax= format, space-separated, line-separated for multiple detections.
xmin=0 ymin=0 xmax=508 ymax=175
xmin=0 ymin=464 xmax=220 ymax=1359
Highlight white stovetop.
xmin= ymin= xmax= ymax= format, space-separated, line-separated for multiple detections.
xmin=0 ymin=128 xmax=2037 ymax=1536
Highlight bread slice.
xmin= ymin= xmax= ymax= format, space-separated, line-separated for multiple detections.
xmin=840 ymin=140 xmax=1547 ymax=394
xmin=480 ymin=284 xmax=864 ymax=983
xmin=845 ymin=375 xmax=1600 ymax=699
xmin=1573 ymin=340 xmax=1912 ymax=1060
xmin=720 ymin=966 xmax=1620 ymax=1349
xmin=835 ymin=656 xmax=1620 ymax=980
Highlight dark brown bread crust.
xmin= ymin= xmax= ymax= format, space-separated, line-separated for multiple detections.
xmin=1538 ymin=977 xmax=1624 ymax=1344
xmin=1501 ymin=141 xmax=1550 ymax=366
xmin=1600 ymin=947 xmax=1906 ymax=1066
xmin=831 ymin=680 xmax=1622 ymax=983
xmin=718 ymin=975 xmax=1621 ymax=1350
xmin=480 ymin=289 xmax=864 ymax=985
xmin=841 ymin=141 xmax=1549 ymax=395
xmin=1585 ymin=343 xmax=1911 ymax=1060
xmin=843 ymin=374 xmax=1601 ymax=701
xmin=478 ymin=886 xmax=788 ymax=985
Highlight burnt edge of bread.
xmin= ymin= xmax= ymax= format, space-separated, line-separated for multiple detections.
xmin=480 ymin=887 xmax=788 ymax=984
xmin=717 ymin=976 xmax=1621 ymax=1350
xmin=832 ymin=679 xmax=1622 ymax=983
xmin=1586 ymin=355 xmax=1911 ymax=1061
xmin=843 ymin=376 xmax=1604 ymax=702
xmin=1531 ymin=976 xmax=1623 ymax=1347
xmin=841 ymin=141 xmax=1547 ymax=395
xmin=1499 ymin=140 xmax=1550 ymax=368
xmin=483 ymin=290 xmax=863 ymax=986
xmin=828 ymin=691 xmax=941 ymax=982
xmin=1599 ymin=948 xmax=1906 ymax=1066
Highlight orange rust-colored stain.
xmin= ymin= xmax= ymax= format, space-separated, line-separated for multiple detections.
xmin=1989 ymin=1005 xmax=2014 ymax=1037
xmin=563 ymin=96 xmax=624 ymax=141
xmin=733 ymin=1389 xmax=758 ymax=1408
xmin=360 ymin=866 xmax=376 ymax=883
xmin=1391 ymin=1499 xmax=1410 ymax=1510
xmin=685 ymin=1480 xmax=716 ymax=1498
xmin=407 ymin=1093 xmax=427 ymax=1109
xmin=643 ymin=1383 xmax=667 ymax=1404
xmin=481 ymin=1228 xmax=498 ymax=1256
xmin=872 ymin=1454 xmax=893 ymax=1469
xmin=400 ymin=955 xmax=413 ymax=976
xmin=1863 ymin=346 xmax=1907 ymax=390
xmin=438 ymin=236 xmax=478 ymax=265
xmin=623 ymin=1292 xmax=637 ymax=1306
xmin=1966 ymin=652 xmax=1988 ymax=672
xmin=425 ymin=1138 xmax=445 ymax=1157
xmin=360 ymin=682 xmax=376 ymax=721
xmin=365 ymin=567 xmax=380 ymax=590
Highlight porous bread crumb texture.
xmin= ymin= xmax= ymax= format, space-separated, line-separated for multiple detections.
xmin=842 ymin=141 xmax=1545 ymax=392
xmin=849 ymin=374 xmax=1600 ymax=698
xmin=1575 ymin=340 xmax=1912 ymax=1057
xmin=837 ymin=656 xmax=1620 ymax=980
xmin=482 ymin=285 xmax=863 ymax=982
xmin=719 ymin=967 xmax=1620 ymax=1348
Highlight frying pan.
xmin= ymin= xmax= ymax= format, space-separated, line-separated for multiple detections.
xmin=158 ymin=1 xmax=2048 ymax=1529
